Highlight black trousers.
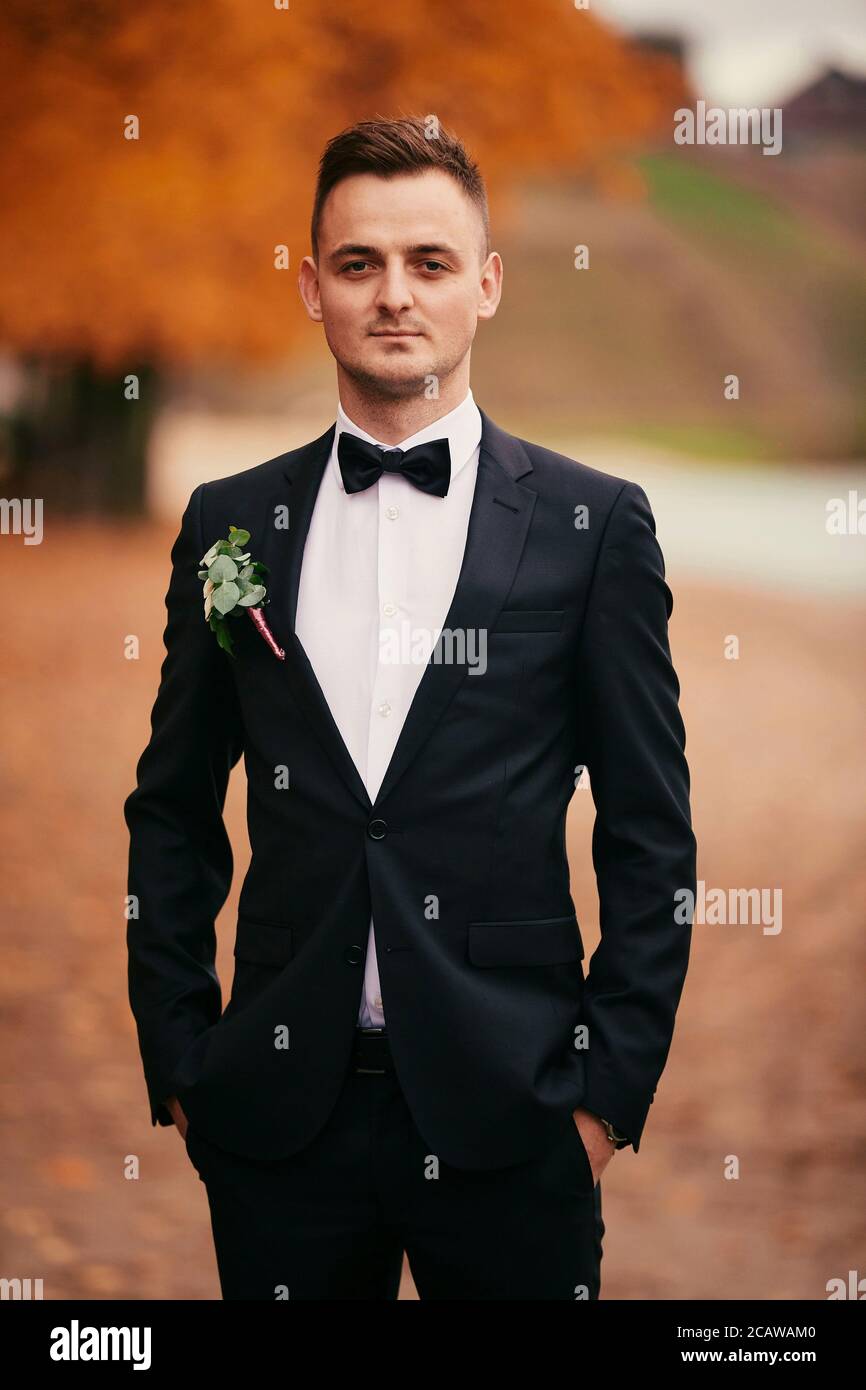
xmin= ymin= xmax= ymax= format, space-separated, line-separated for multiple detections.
xmin=184 ymin=1051 xmax=605 ymax=1301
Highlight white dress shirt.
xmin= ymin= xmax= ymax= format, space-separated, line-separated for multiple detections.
xmin=295 ymin=387 xmax=483 ymax=1028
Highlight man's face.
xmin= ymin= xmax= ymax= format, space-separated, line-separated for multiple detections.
xmin=300 ymin=169 xmax=501 ymax=401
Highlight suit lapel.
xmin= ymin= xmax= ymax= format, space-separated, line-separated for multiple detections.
xmin=256 ymin=422 xmax=374 ymax=813
xmin=257 ymin=408 xmax=537 ymax=813
xmin=374 ymin=413 xmax=536 ymax=805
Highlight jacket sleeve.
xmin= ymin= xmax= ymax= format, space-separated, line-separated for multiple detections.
xmin=575 ymin=480 xmax=696 ymax=1153
xmin=124 ymin=482 xmax=244 ymax=1127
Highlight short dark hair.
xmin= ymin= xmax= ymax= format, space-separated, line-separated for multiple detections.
xmin=311 ymin=116 xmax=490 ymax=264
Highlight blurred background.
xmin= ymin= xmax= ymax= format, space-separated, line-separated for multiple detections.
xmin=0 ymin=0 xmax=864 ymax=1300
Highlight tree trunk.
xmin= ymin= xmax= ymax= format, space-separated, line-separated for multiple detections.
xmin=3 ymin=356 xmax=162 ymax=516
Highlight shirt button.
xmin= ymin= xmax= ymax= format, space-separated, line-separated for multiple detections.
xmin=378 ymin=701 xmax=391 ymax=717
xmin=383 ymin=602 xmax=397 ymax=617
xmin=386 ymin=505 xmax=399 ymax=520
xmin=374 ymin=996 xmax=383 ymax=1009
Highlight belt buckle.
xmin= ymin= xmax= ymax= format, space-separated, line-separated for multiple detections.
xmin=354 ymin=1026 xmax=388 ymax=1074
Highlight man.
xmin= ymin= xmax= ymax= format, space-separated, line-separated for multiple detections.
xmin=124 ymin=116 xmax=696 ymax=1300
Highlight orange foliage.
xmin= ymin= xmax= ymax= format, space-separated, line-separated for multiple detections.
xmin=0 ymin=0 xmax=689 ymax=368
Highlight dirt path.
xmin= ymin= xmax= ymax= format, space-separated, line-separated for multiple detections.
xmin=1 ymin=524 xmax=863 ymax=1299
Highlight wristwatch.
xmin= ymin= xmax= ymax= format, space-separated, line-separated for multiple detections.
xmin=599 ymin=1116 xmax=630 ymax=1149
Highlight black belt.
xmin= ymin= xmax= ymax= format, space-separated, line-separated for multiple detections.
xmin=351 ymin=1026 xmax=392 ymax=1074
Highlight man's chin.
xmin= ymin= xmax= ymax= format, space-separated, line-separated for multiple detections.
xmin=348 ymin=356 xmax=436 ymax=398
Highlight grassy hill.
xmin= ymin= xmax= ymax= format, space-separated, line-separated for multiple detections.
xmin=468 ymin=146 xmax=866 ymax=462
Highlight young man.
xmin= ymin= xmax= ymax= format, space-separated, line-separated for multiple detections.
xmin=125 ymin=116 xmax=696 ymax=1300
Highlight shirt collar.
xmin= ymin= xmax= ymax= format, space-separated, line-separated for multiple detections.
xmin=330 ymin=388 xmax=482 ymax=493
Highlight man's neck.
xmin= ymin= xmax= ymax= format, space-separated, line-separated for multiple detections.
xmin=336 ymin=377 xmax=471 ymax=446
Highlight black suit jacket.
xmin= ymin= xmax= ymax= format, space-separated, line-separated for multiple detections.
xmin=124 ymin=408 xmax=696 ymax=1169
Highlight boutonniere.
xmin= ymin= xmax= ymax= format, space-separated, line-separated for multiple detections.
xmin=198 ymin=525 xmax=285 ymax=660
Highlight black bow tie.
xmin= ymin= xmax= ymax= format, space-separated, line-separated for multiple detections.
xmin=337 ymin=432 xmax=451 ymax=498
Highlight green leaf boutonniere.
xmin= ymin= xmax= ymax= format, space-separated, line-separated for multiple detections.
xmin=198 ymin=525 xmax=285 ymax=660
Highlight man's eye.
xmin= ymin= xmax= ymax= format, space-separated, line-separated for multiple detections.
xmin=421 ymin=261 xmax=446 ymax=272
xmin=342 ymin=261 xmax=369 ymax=273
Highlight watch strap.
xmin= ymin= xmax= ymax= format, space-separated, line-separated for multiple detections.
xmin=600 ymin=1116 xmax=630 ymax=1149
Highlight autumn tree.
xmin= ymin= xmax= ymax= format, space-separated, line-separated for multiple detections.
xmin=0 ymin=0 xmax=688 ymax=512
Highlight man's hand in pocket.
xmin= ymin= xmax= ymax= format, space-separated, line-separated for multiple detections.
xmin=573 ymin=1108 xmax=616 ymax=1186
xmin=166 ymin=1095 xmax=189 ymax=1139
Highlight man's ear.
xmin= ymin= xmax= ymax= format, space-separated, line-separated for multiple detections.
xmin=298 ymin=255 xmax=323 ymax=323
xmin=477 ymin=250 xmax=503 ymax=321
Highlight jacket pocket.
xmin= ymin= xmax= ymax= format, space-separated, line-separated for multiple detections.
xmin=491 ymin=609 xmax=564 ymax=633
xmin=234 ymin=914 xmax=295 ymax=967
xmin=467 ymin=912 xmax=583 ymax=966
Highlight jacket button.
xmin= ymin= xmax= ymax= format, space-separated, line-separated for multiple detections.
xmin=344 ymin=945 xmax=365 ymax=965
xmin=367 ymin=818 xmax=387 ymax=840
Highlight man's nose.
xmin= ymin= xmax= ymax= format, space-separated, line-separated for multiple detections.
xmin=374 ymin=264 xmax=414 ymax=315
